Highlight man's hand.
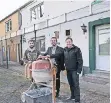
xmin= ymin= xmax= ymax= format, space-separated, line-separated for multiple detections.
xmin=77 ymin=72 xmax=80 ymax=75
xmin=63 ymin=70 xmax=67 ymax=75
xmin=46 ymin=55 xmax=50 ymax=58
xmin=38 ymin=55 xmax=42 ymax=58
xmin=28 ymin=61 xmax=32 ymax=63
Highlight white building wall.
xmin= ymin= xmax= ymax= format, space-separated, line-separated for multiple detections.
xmin=34 ymin=10 xmax=110 ymax=67
xmin=36 ymin=25 xmax=61 ymax=49
xmin=21 ymin=0 xmax=110 ymax=67
xmin=20 ymin=0 xmax=45 ymax=29
xmin=92 ymin=0 xmax=110 ymax=14
xmin=20 ymin=0 xmax=109 ymax=29
xmin=44 ymin=0 xmax=93 ymax=19
xmin=20 ymin=0 xmax=93 ymax=29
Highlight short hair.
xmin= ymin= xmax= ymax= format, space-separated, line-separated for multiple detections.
xmin=28 ymin=39 xmax=34 ymax=43
xmin=65 ymin=37 xmax=73 ymax=42
xmin=51 ymin=37 xmax=57 ymax=42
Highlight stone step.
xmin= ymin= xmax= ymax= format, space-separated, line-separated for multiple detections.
xmin=80 ymin=79 xmax=110 ymax=97
xmin=85 ymin=71 xmax=110 ymax=80
xmin=60 ymin=71 xmax=110 ymax=85
xmin=81 ymin=75 xmax=109 ymax=85
xmin=60 ymin=76 xmax=110 ymax=97
xmin=83 ymin=70 xmax=110 ymax=85
xmin=92 ymin=70 xmax=110 ymax=77
xmin=60 ymin=71 xmax=110 ymax=97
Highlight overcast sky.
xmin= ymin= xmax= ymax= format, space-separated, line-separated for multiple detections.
xmin=0 ymin=0 xmax=30 ymax=20
xmin=0 ymin=0 xmax=94 ymax=21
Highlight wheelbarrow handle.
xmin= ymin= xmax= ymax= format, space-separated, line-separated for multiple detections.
xmin=37 ymin=56 xmax=49 ymax=60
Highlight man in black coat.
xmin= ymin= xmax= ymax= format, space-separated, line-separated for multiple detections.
xmin=40 ymin=37 xmax=65 ymax=97
xmin=64 ymin=37 xmax=83 ymax=103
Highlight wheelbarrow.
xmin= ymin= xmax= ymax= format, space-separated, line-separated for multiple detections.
xmin=21 ymin=57 xmax=56 ymax=103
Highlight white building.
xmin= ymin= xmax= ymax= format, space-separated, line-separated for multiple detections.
xmin=20 ymin=0 xmax=93 ymax=54
xmin=20 ymin=0 xmax=110 ymax=74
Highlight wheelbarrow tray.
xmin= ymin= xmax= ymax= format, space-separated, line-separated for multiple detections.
xmin=24 ymin=87 xmax=52 ymax=103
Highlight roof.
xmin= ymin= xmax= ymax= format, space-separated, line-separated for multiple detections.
xmin=0 ymin=0 xmax=33 ymax=22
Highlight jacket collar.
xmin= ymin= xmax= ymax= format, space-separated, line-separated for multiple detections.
xmin=64 ymin=44 xmax=75 ymax=51
xmin=51 ymin=45 xmax=58 ymax=49
xmin=27 ymin=47 xmax=36 ymax=52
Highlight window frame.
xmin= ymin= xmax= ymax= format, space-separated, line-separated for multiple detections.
xmin=5 ymin=19 xmax=12 ymax=32
xmin=65 ymin=29 xmax=72 ymax=37
xmin=30 ymin=2 xmax=44 ymax=21
xmin=98 ymin=29 xmax=110 ymax=55
xmin=31 ymin=36 xmax=45 ymax=52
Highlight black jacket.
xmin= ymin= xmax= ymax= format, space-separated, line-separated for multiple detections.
xmin=64 ymin=45 xmax=83 ymax=73
xmin=43 ymin=46 xmax=65 ymax=71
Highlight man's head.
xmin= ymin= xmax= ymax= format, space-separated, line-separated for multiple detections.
xmin=65 ymin=37 xmax=73 ymax=48
xmin=28 ymin=39 xmax=35 ymax=49
xmin=50 ymin=37 xmax=57 ymax=46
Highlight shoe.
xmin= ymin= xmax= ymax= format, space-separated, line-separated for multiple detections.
xmin=75 ymin=101 xmax=80 ymax=103
xmin=71 ymin=98 xmax=75 ymax=100
xmin=66 ymin=97 xmax=71 ymax=100
xmin=66 ymin=97 xmax=75 ymax=100
xmin=56 ymin=92 xmax=59 ymax=98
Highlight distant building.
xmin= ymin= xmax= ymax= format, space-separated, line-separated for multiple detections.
xmin=0 ymin=1 xmax=33 ymax=62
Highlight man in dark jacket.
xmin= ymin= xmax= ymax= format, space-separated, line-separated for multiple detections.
xmin=64 ymin=37 xmax=83 ymax=103
xmin=40 ymin=37 xmax=65 ymax=97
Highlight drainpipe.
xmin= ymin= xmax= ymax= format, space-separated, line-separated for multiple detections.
xmin=18 ymin=10 xmax=23 ymax=60
xmin=5 ymin=37 xmax=8 ymax=69
xmin=89 ymin=2 xmax=92 ymax=15
xmin=34 ymin=24 xmax=37 ymax=50
xmin=0 ymin=40 xmax=3 ymax=65
xmin=20 ymin=35 xmax=22 ymax=58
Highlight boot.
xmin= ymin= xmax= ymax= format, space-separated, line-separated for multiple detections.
xmin=56 ymin=90 xmax=60 ymax=98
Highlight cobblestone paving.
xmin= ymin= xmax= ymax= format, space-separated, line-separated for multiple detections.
xmin=57 ymin=84 xmax=110 ymax=103
xmin=0 ymin=66 xmax=110 ymax=103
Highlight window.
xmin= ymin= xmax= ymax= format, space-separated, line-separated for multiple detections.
xmin=5 ymin=20 xmax=12 ymax=32
xmin=40 ymin=39 xmax=45 ymax=52
xmin=66 ymin=29 xmax=72 ymax=36
xmin=31 ymin=9 xmax=36 ymax=21
xmin=54 ymin=31 xmax=59 ymax=39
xmin=32 ymin=36 xmax=45 ymax=52
xmin=31 ymin=3 xmax=44 ymax=21
xmin=99 ymin=29 xmax=110 ymax=55
xmin=38 ymin=4 xmax=44 ymax=18
xmin=2 ymin=46 xmax=5 ymax=52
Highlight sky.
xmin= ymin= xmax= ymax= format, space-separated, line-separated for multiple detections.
xmin=0 ymin=0 xmax=94 ymax=21
xmin=0 ymin=0 xmax=30 ymax=20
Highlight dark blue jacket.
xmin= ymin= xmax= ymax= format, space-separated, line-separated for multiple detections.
xmin=64 ymin=45 xmax=83 ymax=73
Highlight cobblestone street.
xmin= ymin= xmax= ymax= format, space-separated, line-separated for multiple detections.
xmin=0 ymin=64 xmax=110 ymax=103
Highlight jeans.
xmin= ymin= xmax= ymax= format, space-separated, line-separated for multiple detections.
xmin=56 ymin=71 xmax=60 ymax=93
xmin=67 ymin=70 xmax=80 ymax=102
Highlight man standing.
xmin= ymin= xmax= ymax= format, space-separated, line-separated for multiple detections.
xmin=64 ymin=37 xmax=83 ymax=103
xmin=23 ymin=39 xmax=40 ymax=79
xmin=41 ymin=37 xmax=65 ymax=97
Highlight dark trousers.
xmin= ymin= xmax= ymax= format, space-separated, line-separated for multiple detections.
xmin=67 ymin=70 xmax=80 ymax=102
xmin=56 ymin=71 xmax=60 ymax=93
